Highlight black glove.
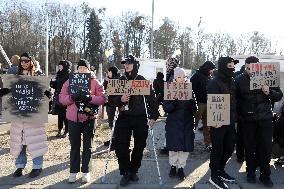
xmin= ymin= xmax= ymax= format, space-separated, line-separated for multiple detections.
xmin=172 ymin=98 xmax=178 ymax=106
xmin=71 ymin=93 xmax=82 ymax=102
xmin=0 ymin=88 xmax=10 ymax=97
xmin=81 ymin=94 xmax=92 ymax=103
xmin=44 ymin=90 xmax=52 ymax=98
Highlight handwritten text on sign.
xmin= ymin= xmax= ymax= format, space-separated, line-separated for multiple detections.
xmin=207 ymin=94 xmax=230 ymax=126
xmin=164 ymin=82 xmax=192 ymax=100
xmin=2 ymin=75 xmax=49 ymax=123
xmin=69 ymin=73 xmax=91 ymax=95
xmin=249 ymin=62 xmax=280 ymax=90
xmin=106 ymin=79 xmax=150 ymax=95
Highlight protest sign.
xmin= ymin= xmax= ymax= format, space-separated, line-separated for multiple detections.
xmin=207 ymin=94 xmax=230 ymax=126
xmin=164 ymin=82 xmax=192 ymax=100
xmin=69 ymin=73 xmax=91 ymax=94
xmin=106 ymin=79 xmax=150 ymax=95
xmin=2 ymin=75 xmax=49 ymax=123
xmin=250 ymin=62 xmax=280 ymax=90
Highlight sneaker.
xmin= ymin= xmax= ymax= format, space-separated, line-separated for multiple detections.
xmin=209 ymin=177 xmax=228 ymax=189
xmin=29 ymin=168 xmax=42 ymax=178
xmin=82 ymin=172 xmax=91 ymax=183
xmin=177 ymin=168 xmax=185 ymax=180
xmin=219 ymin=172 xmax=235 ymax=183
xmin=13 ymin=168 xmax=23 ymax=177
xmin=129 ymin=172 xmax=139 ymax=181
xmin=259 ymin=175 xmax=273 ymax=187
xmin=169 ymin=165 xmax=176 ymax=178
xmin=68 ymin=173 xmax=77 ymax=183
xmin=247 ymin=172 xmax=256 ymax=183
xmin=120 ymin=173 xmax=131 ymax=187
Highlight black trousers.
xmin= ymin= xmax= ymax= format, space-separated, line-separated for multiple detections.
xmin=209 ymin=125 xmax=236 ymax=177
xmin=236 ymin=120 xmax=245 ymax=159
xmin=243 ymin=119 xmax=273 ymax=177
xmin=114 ymin=114 xmax=148 ymax=175
xmin=58 ymin=114 xmax=68 ymax=133
xmin=68 ymin=119 xmax=95 ymax=173
xmin=106 ymin=105 xmax=116 ymax=128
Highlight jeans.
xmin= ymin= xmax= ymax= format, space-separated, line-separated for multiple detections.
xmin=15 ymin=146 xmax=43 ymax=169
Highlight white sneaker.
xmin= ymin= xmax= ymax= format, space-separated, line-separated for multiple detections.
xmin=68 ymin=173 xmax=77 ymax=183
xmin=82 ymin=172 xmax=91 ymax=183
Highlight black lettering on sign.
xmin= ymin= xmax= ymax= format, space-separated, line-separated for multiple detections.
xmin=69 ymin=73 xmax=91 ymax=95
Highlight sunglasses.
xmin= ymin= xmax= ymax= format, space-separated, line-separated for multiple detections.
xmin=21 ymin=59 xmax=30 ymax=63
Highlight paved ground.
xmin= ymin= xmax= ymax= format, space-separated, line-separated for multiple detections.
xmin=0 ymin=114 xmax=284 ymax=189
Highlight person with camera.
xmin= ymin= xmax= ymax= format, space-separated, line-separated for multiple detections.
xmin=108 ymin=55 xmax=159 ymax=187
xmin=59 ymin=59 xmax=106 ymax=183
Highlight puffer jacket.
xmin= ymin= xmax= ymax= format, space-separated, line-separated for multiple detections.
xmin=59 ymin=74 xmax=106 ymax=123
xmin=10 ymin=122 xmax=48 ymax=158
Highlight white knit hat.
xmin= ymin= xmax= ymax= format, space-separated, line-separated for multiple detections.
xmin=174 ymin=67 xmax=186 ymax=79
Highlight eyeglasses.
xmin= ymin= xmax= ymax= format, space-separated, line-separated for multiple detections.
xmin=21 ymin=59 xmax=30 ymax=63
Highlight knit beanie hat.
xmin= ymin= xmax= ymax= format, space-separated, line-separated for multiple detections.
xmin=77 ymin=59 xmax=90 ymax=70
xmin=174 ymin=67 xmax=186 ymax=79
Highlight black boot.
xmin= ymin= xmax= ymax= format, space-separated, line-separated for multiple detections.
xmin=177 ymin=168 xmax=185 ymax=180
xmin=120 ymin=173 xmax=131 ymax=187
xmin=29 ymin=168 xmax=42 ymax=178
xmin=169 ymin=165 xmax=176 ymax=178
xmin=13 ymin=168 xmax=23 ymax=177
xmin=129 ymin=172 xmax=139 ymax=181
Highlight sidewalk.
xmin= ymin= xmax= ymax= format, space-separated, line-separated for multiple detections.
xmin=0 ymin=115 xmax=284 ymax=188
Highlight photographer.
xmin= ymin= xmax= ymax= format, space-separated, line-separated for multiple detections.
xmin=59 ymin=59 xmax=106 ymax=183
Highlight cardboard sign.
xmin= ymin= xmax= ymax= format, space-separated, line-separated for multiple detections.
xmin=250 ymin=62 xmax=280 ymax=90
xmin=207 ymin=94 xmax=230 ymax=126
xmin=2 ymin=75 xmax=49 ymax=123
xmin=106 ymin=79 xmax=150 ymax=95
xmin=164 ymin=82 xmax=192 ymax=100
xmin=69 ymin=73 xmax=91 ymax=95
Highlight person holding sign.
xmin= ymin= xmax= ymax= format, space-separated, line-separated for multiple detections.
xmin=207 ymin=56 xmax=238 ymax=189
xmin=190 ymin=61 xmax=216 ymax=152
xmin=163 ymin=67 xmax=197 ymax=180
xmin=108 ymin=55 xmax=159 ymax=187
xmin=235 ymin=56 xmax=283 ymax=187
xmin=59 ymin=59 xmax=106 ymax=183
xmin=50 ymin=60 xmax=72 ymax=138
xmin=0 ymin=52 xmax=49 ymax=178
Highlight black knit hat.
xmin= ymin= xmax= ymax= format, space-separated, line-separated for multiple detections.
xmin=20 ymin=52 xmax=32 ymax=60
xmin=77 ymin=59 xmax=90 ymax=70
xmin=121 ymin=55 xmax=136 ymax=64
xmin=245 ymin=56 xmax=259 ymax=64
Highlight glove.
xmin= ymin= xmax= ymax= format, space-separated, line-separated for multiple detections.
xmin=0 ymin=88 xmax=10 ymax=97
xmin=81 ymin=94 xmax=92 ymax=103
xmin=71 ymin=93 xmax=82 ymax=102
xmin=44 ymin=90 xmax=52 ymax=98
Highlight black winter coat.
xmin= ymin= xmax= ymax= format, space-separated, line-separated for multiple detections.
xmin=108 ymin=75 xmax=159 ymax=120
xmin=235 ymin=71 xmax=283 ymax=121
xmin=163 ymin=96 xmax=197 ymax=152
xmin=190 ymin=70 xmax=212 ymax=103
xmin=153 ymin=78 xmax=164 ymax=104
xmin=207 ymin=73 xmax=237 ymax=126
xmin=50 ymin=72 xmax=69 ymax=115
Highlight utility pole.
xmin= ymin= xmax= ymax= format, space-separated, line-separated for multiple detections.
xmin=45 ymin=1 xmax=49 ymax=77
xmin=150 ymin=0 xmax=154 ymax=59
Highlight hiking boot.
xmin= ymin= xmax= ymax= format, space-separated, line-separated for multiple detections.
xmin=209 ymin=177 xmax=228 ymax=189
xmin=13 ymin=168 xmax=23 ymax=177
xmin=177 ymin=168 xmax=185 ymax=180
xmin=120 ymin=173 xmax=131 ymax=187
xmin=169 ymin=165 xmax=176 ymax=178
xmin=29 ymin=168 xmax=42 ymax=178
xmin=219 ymin=171 xmax=235 ymax=183
xmin=259 ymin=175 xmax=273 ymax=187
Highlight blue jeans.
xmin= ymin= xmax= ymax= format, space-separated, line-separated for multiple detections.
xmin=15 ymin=146 xmax=43 ymax=169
